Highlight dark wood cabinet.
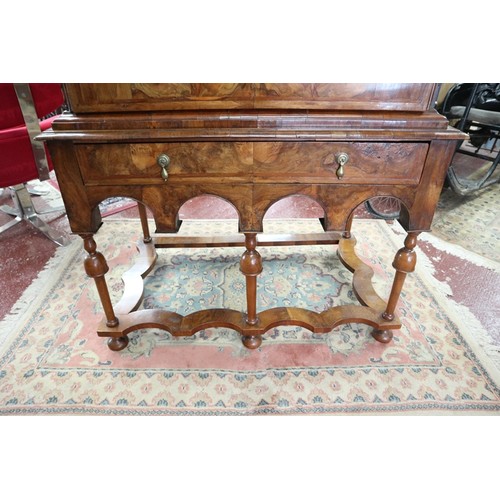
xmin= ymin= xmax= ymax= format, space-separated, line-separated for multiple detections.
xmin=39 ymin=83 xmax=466 ymax=353
xmin=63 ymin=83 xmax=437 ymax=112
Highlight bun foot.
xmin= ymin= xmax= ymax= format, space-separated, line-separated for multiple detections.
xmin=371 ymin=329 xmax=394 ymax=344
xmin=108 ymin=335 xmax=129 ymax=351
xmin=242 ymin=334 xmax=262 ymax=349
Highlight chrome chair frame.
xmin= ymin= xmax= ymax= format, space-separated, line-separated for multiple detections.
xmin=0 ymin=84 xmax=69 ymax=246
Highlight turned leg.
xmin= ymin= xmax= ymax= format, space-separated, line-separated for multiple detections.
xmin=372 ymin=232 xmax=419 ymax=343
xmin=343 ymin=212 xmax=354 ymax=239
xmin=239 ymin=233 xmax=263 ymax=349
xmin=82 ymin=235 xmax=129 ymax=351
xmin=137 ymin=202 xmax=152 ymax=243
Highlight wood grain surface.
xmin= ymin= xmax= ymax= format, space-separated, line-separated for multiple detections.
xmin=39 ymin=83 xmax=467 ymax=351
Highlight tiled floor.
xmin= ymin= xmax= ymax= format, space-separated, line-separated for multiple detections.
xmin=1 ymin=162 xmax=499 ymax=345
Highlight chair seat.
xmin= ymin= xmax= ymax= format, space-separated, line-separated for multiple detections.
xmin=450 ymin=106 xmax=500 ymax=128
xmin=0 ymin=115 xmax=56 ymax=187
xmin=0 ymin=83 xmax=68 ymax=245
xmin=0 ymin=83 xmax=63 ymax=130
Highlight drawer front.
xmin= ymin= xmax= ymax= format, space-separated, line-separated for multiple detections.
xmin=253 ymin=142 xmax=429 ymax=184
xmin=77 ymin=141 xmax=428 ymax=186
xmin=77 ymin=142 xmax=253 ymax=184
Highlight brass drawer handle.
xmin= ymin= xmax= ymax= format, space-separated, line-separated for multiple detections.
xmin=335 ymin=152 xmax=349 ymax=180
xmin=157 ymin=153 xmax=171 ymax=181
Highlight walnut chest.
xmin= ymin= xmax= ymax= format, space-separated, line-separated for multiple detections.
xmin=39 ymin=83 xmax=466 ymax=352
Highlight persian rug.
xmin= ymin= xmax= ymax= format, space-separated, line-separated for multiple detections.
xmin=432 ymin=183 xmax=500 ymax=261
xmin=1 ymin=218 xmax=499 ymax=415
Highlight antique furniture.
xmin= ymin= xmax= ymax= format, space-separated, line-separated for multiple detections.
xmin=38 ymin=84 xmax=466 ymax=352
xmin=0 ymin=83 xmax=68 ymax=245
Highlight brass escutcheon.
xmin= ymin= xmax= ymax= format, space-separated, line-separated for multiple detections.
xmin=157 ymin=153 xmax=170 ymax=181
xmin=335 ymin=152 xmax=349 ymax=179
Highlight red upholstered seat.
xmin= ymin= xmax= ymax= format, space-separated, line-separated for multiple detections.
xmin=0 ymin=83 xmax=64 ymax=187
xmin=0 ymin=83 xmax=68 ymax=245
xmin=0 ymin=116 xmax=57 ymax=187
xmin=0 ymin=83 xmax=63 ymax=129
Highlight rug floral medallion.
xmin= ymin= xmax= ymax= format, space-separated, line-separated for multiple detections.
xmin=1 ymin=219 xmax=499 ymax=415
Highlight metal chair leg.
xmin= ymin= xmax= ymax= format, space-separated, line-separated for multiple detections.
xmin=24 ymin=180 xmax=66 ymax=213
xmin=0 ymin=215 xmax=22 ymax=234
xmin=446 ymin=148 xmax=500 ymax=195
xmin=0 ymin=184 xmax=70 ymax=246
xmin=1 ymin=182 xmax=64 ymax=216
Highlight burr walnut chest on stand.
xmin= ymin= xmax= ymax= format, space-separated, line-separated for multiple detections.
xmin=39 ymin=84 xmax=466 ymax=352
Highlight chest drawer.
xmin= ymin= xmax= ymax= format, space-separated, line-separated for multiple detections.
xmin=253 ymin=142 xmax=429 ymax=184
xmin=77 ymin=142 xmax=253 ymax=184
xmin=77 ymin=141 xmax=428 ymax=186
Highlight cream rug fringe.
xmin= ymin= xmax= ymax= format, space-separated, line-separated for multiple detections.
xmin=390 ymin=221 xmax=500 ymax=373
xmin=0 ymin=235 xmax=79 ymax=352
